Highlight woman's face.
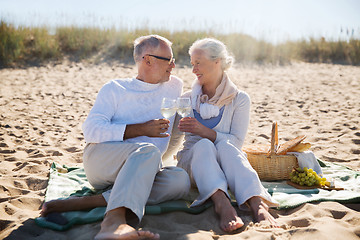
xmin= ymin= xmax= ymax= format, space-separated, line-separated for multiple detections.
xmin=190 ymin=49 xmax=221 ymax=85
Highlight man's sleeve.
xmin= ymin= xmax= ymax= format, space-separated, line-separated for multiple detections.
xmin=82 ymin=82 xmax=126 ymax=143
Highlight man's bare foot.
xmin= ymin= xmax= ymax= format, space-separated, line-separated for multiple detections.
xmin=41 ymin=195 xmax=106 ymax=217
xmin=95 ymin=207 xmax=159 ymax=240
xmin=248 ymin=196 xmax=278 ymax=227
xmin=211 ymin=190 xmax=244 ymax=232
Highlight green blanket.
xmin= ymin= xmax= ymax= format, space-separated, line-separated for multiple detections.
xmin=35 ymin=160 xmax=360 ymax=231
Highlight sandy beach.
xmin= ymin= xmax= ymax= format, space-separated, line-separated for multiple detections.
xmin=1 ymin=61 xmax=360 ymax=239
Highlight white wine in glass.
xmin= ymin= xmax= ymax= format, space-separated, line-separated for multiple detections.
xmin=177 ymin=97 xmax=192 ymax=117
xmin=161 ymin=98 xmax=177 ymax=119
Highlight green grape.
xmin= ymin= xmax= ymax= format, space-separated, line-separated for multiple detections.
xmin=289 ymin=167 xmax=326 ymax=187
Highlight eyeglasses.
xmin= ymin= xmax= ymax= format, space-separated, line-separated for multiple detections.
xmin=143 ymin=54 xmax=175 ymax=65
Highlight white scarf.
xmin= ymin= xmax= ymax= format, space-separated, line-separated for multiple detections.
xmin=191 ymin=73 xmax=238 ymax=119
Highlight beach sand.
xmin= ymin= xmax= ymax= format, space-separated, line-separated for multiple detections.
xmin=1 ymin=61 xmax=359 ymax=239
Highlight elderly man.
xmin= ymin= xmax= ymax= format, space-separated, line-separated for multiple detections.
xmin=41 ymin=35 xmax=190 ymax=240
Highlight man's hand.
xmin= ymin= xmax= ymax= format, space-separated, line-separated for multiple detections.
xmin=141 ymin=119 xmax=171 ymax=137
xmin=124 ymin=119 xmax=170 ymax=139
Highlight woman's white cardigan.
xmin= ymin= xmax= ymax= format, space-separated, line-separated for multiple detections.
xmin=177 ymin=89 xmax=251 ymax=159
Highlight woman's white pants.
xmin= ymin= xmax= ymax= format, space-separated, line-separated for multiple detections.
xmin=83 ymin=141 xmax=190 ymax=221
xmin=177 ymin=138 xmax=277 ymax=208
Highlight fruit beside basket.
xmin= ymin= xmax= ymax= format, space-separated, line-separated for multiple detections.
xmin=242 ymin=122 xmax=310 ymax=181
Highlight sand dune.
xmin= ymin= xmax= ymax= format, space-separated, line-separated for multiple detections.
xmin=0 ymin=61 xmax=359 ymax=239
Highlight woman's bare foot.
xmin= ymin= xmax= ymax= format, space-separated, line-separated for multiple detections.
xmin=211 ymin=190 xmax=244 ymax=232
xmin=95 ymin=207 xmax=159 ymax=240
xmin=248 ymin=196 xmax=278 ymax=227
xmin=41 ymin=195 xmax=107 ymax=217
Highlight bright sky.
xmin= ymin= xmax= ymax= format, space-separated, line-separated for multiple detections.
xmin=1 ymin=0 xmax=359 ymax=43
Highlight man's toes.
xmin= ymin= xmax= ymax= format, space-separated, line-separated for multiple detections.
xmin=137 ymin=230 xmax=160 ymax=239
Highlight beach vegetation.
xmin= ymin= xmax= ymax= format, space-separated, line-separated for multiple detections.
xmin=0 ymin=20 xmax=359 ymax=68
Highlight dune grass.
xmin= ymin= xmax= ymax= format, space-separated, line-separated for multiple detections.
xmin=1 ymin=20 xmax=359 ymax=68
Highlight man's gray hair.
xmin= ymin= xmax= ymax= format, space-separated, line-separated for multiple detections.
xmin=133 ymin=35 xmax=173 ymax=62
xmin=189 ymin=38 xmax=234 ymax=71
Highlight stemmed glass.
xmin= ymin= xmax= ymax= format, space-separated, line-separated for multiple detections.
xmin=176 ymin=97 xmax=192 ymax=117
xmin=160 ymin=97 xmax=177 ymax=119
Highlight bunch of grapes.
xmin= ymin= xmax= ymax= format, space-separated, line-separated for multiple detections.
xmin=289 ymin=167 xmax=328 ymax=187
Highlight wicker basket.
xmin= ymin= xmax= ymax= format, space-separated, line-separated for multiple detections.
xmin=244 ymin=122 xmax=299 ymax=181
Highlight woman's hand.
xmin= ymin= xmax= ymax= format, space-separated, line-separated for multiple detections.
xmin=178 ymin=117 xmax=216 ymax=142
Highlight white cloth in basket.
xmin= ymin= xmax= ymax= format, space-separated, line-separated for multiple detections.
xmin=288 ymin=151 xmax=323 ymax=175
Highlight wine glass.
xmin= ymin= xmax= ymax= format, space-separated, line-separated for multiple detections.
xmin=176 ymin=97 xmax=192 ymax=117
xmin=160 ymin=97 xmax=177 ymax=119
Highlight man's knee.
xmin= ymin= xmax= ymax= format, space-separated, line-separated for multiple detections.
xmin=164 ymin=166 xmax=190 ymax=196
xmin=135 ymin=142 xmax=162 ymax=164
xmin=138 ymin=142 xmax=161 ymax=154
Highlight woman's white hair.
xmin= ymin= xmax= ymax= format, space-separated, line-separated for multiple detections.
xmin=133 ymin=35 xmax=172 ymax=62
xmin=189 ymin=38 xmax=234 ymax=71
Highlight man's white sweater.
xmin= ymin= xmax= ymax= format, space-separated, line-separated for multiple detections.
xmin=83 ymin=76 xmax=183 ymax=155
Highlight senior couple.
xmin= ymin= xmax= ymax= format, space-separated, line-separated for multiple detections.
xmin=41 ymin=35 xmax=279 ymax=239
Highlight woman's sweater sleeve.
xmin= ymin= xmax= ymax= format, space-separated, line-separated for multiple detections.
xmin=82 ymin=82 xmax=126 ymax=143
xmin=214 ymin=92 xmax=251 ymax=148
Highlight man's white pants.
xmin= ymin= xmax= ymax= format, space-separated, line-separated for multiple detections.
xmin=83 ymin=141 xmax=190 ymax=221
xmin=177 ymin=138 xmax=278 ymax=208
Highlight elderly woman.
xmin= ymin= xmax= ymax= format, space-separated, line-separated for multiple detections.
xmin=177 ymin=38 xmax=279 ymax=232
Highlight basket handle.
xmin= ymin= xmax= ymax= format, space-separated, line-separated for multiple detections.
xmin=269 ymin=121 xmax=278 ymax=155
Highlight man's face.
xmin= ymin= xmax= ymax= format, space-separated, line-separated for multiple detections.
xmin=147 ymin=43 xmax=175 ymax=84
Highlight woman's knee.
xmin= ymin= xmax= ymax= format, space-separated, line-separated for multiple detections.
xmin=216 ymin=140 xmax=252 ymax=169
xmin=216 ymin=139 xmax=242 ymax=155
xmin=215 ymin=139 xmax=231 ymax=149
xmin=189 ymin=139 xmax=219 ymax=169
xmin=191 ymin=139 xmax=217 ymax=160
xmin=194 ymin=138 xmax=216 ymax=150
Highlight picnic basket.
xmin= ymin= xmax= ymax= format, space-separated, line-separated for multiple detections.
xmin=243 ymin=122 xmax=304 ymax=181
